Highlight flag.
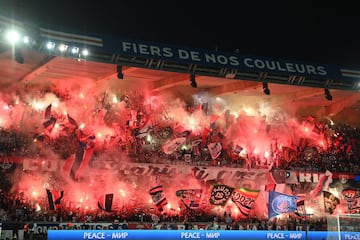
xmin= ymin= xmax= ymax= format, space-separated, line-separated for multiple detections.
xmin=323 ymin=191 xmax=340 ymax=214
xmin=234 ymin=145 xmax=243 ymax=154
xmin=298 ymin=138 xmax=311 ymax=149
xmin=310 ymin=125 xmax=321 ymax=140
xmin=42 ymin=116 xmax=57 ymax=132
xmin=262 ymin=183 xmax=286 ymax=206
xmin=126 ymin=110 xmax=138 ymax=128
xmin=65 ymin=129 xmax=96 ymax=180
xmin=176 ymin=130 xmax=192 ymax=138
xmin=44 ymin=104 xmax=52 ymax=119
xmin=62 ymin=154 xmax=75 ymax=177
xmin=67 ymin=114 xmax=78 ymax=128
xmin=208 ymin=142 xmax=222 ymax=160
xmin=294 ymin=199 xmax=306 ymax=217
xmin=264 ymin=184 xmax=286 ymax=193
xmin=98 ymin=193 xmax=114 ymax=212
xmin=149 ymin=185 xmax=168 ymax=211
xmin=209 ymin=114 xmax=220 ymax=128
xmin=135 ymin=126 xmax=153 ymax=139
xmin=201 ymin=102 xmax=208 ymax=115
xmin=209 ymin=184 xmax=234 ymax=206
xmin=176 ymin=189 xmax=202 ymax=209
xmin=192 ymin=144 xmax=200 ymax=156
xmin=74 ymin=147 xmax=95 ymax=180
xmin=136 ymin=118 xmax=154 ymax=138
xmin=161 ymin=137 xmax=186 ymax=154
xmin=62 ymin=146 xmax=95 ymax=181
xmin=46 ymin=189 xmax=64 ymax=211
xmin=231 ymin=188 xmax=260 ymax=218
xmin=217 ymin=132 xmax=225 ymax=140
xmin=201 ymin=128 xmax=210 ymax=147
xmin=268 ymin=191 xmax=299 ymax=219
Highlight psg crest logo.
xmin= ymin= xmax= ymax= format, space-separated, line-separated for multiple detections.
xmin=271 ymin=195 xmax=294 ymax=215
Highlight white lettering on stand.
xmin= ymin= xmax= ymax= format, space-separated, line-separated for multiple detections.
xmin=267 ymin=232 xmax=285 ymax=239
xmin=112 ymin=232 xmax=129 ymax=239
xmin=181 ymin=232 xmax=201 ymax=238
xmin=83 ymin=232 xmax=106 ymax=239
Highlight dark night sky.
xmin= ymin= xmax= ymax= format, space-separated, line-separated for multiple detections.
xmin=2 ymin=1 xmax=360 ymax=67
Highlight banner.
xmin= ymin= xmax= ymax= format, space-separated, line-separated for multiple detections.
xmin=342 ymin=188 xmax=360 ymax=213
xmin=323 ymin=191 xmax=340 ymax=214
xmin=231 ymin=188 xmax=260 ymax=218
xmin=209 ymin=184 xmax=234 ymax=206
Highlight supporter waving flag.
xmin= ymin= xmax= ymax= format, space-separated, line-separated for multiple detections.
xmin=149 ymin=185 xmax=168 ymax=211
xmin=98 ymin=193 xmax=114 ymax=212
xmin=46 ymin=189 xmax=64 ymax=211
xmin=176 ymin=189 xmax=202 ymax=209
xmin=67 ymin=114 xmax=78 ymax=128
xmin=44 ymin=104 xmax=52 ymax=119
xmin=42 ymin=116 xmax=57 ymax=133
xmin=268 ymin=191 xmax=299 ymax=219
xmin=294 ymin=198 xmax=306 ymax=217
xmin=208 ymin=142 xmax=222 ymax=160
xmin=161 ymin=137 xmax=186 ymax=154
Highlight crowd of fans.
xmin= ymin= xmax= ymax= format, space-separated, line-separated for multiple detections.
xmin=1 ymin=119 xmax=359 ymax=173
xmin=277 ymin=123 xmax=360 ymax=173
xmin=0 ymin=116 xmax=359 ymax=239
xmin=0 ymin=196 xmax=331 ymax=240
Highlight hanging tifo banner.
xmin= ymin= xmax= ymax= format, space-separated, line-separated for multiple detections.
xmin=20 ymin=157 xmax=360 ymax=183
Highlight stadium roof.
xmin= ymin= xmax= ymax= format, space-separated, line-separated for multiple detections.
xmin=1 ymin=13 xmax=360 ymax=126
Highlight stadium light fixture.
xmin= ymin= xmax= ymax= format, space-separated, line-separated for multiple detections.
xmin=190 ymin=74 xmax=197 ymax=88
xmin=262 ymin=82 xmax=270 ymax=95
xmin=71 ymin=47 xmax=79 ymax=54
xmin=46 ymin=41 xmax=56 ymax=50
xmin=58 ymin=44 xmax=68 ymax=52
xmin=81 ymin=49 xmax=89 ymax=57
xmin=325 ymin=88 xmax=332 ymax=100
xmin=5 ymin=30 xmax=20 ymax=44
xmin=117 ymin=65 xmax=124 ymax=79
